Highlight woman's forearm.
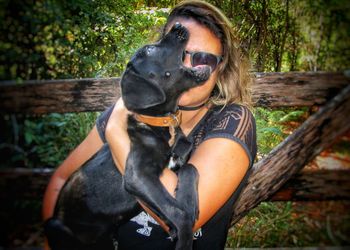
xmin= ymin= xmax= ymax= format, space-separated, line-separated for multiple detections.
xmin=105 ymin=99 xmax=131 ymax=174
xmin=106 ymin=121 xmax=130 ymax=174
xmin=42 ymin=173 xmax=67 ymax=220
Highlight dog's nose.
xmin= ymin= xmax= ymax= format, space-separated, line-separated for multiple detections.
xmin=171 ymin=22 xmax=187 ymax=42
xmin=174 ymin=22 xmax=182 ymax=29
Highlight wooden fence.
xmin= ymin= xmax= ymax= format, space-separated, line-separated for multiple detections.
xmin=0 ymin=71 xmax=349 ymax=226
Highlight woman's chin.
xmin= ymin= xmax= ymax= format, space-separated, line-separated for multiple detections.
xmin=178 ymin=93 xmax=191 ymax=106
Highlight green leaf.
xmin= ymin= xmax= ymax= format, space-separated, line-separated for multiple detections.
xmin=279 ymin=111 xmax=306 ymax=122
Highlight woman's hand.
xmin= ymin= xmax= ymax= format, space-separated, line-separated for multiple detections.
xmin=105 ymin=97 xmax=132 ymax=174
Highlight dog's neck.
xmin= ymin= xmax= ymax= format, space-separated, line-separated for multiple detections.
xmin=134 ymin=110 xmax=181 ymax=128
xmin=133 ymin=110 xmax=181 ymax=147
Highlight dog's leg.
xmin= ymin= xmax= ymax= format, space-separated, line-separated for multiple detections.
xmin=125 ymin=118 xmax=195 ymax=249
xmin=173 ymin=163 xmax=199 ymax=249
xmin=123 ymin=167 xmax=194 ymax=250
xmin=44 ymin=218 xmax=83 ymax=250
xmin=175 ymin=163 xmax=199 ymax=226
xmin=169 ymin=129 xmax=193 ymax=171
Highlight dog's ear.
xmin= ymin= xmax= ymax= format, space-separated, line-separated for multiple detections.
xmin=121 ymin=73 xmax=166 ymax=111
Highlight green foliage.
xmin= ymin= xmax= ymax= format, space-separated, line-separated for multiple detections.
xmin=0 ymin=0 xmax=168 ymax=80
xmin=207 ymin=0 xmax=350 ymax=72
xmin=295 ymin=0 xmax=350 ymax=71
xmin=254 ymin=107 xmax=308 ymax=155
xmin=332 ymin=140 xmax=350 ymax=157
xmin=2 ymin=0 xmax=349 ymax=80
xmin=1 ymin=112 xmax=99 ymax=168
xmin=227 ymin=202 xmax=297 ymax=247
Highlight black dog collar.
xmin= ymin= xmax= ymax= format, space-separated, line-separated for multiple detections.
xmin=178 ymin=102 xmax=207 ymax=111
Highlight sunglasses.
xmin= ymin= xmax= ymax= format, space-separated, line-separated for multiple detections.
xmin=182 ymin=50 xmax=223 ymax=71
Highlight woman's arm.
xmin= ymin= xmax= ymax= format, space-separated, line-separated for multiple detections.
xmin=139 ymin=138 xmax=249 ymax=232
xmin=42 ymin=125 xmax=104 ymax=220
xmin=105 ymin=98 xmax=131 ymax=174
xmin=189 ymin=138 xmax=249 ymax=231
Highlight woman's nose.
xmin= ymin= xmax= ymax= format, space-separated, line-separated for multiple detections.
xmin=182 ymin=52 xmax=192 ymax=67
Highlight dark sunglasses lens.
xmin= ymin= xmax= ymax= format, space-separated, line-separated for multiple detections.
xmin=192 ymin=52 xmax=218 ymax=70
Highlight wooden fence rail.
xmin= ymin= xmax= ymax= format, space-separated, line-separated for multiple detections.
xmin=0 ymin=168 xmax=349 ymax=204
xmin=0 ymin=72 xmax=349 ymax=114
xmin=0 ymin=71 xmax=349 ymax=211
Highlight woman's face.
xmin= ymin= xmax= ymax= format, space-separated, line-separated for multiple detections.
xmin=171 ymin=18 xmax=223 ymax=107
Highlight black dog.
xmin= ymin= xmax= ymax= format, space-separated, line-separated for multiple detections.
xmin=45 ymin=23 xmax=211 ymax=250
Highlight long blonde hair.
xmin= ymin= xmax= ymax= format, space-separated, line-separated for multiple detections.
xmin=162 ymin=0 xmax=252 ymax=107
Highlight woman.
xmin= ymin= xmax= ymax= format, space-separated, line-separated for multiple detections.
xmin=42 ymin=1 xmax=257 ymax=249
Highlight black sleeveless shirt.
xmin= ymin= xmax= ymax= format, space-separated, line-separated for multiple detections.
xmin=96 ymin=104 xmax=257 ymax=250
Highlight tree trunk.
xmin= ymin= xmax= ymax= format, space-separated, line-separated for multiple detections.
xmin=276 ymin=0 xmax=289 ymax=72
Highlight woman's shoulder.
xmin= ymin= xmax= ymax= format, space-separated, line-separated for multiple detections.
xmin=96 ymin=104 xmax=116 ymax=143
xmin=213 ymin=102 xmax=252 ymax=113
xmin=208 ymin=103 xmax=255 ymax=128
xmin=202 ymin=103 xmax=257 ymax=160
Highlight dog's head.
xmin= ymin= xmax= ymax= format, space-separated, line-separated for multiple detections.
xmin=121 ymin=23 xmax=211 ymax=115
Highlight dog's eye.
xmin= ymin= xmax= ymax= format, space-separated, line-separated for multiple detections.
xmin=165 ymin=71 xmax=171 ymax=77
xmin=146 ymin=46 xmax=154 ymax=55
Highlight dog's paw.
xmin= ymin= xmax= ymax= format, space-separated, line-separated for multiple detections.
xmin=44 ymin=218 xmax=79 ymax=249
xmin=168 ymin=227 xmax=178 ymax=242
